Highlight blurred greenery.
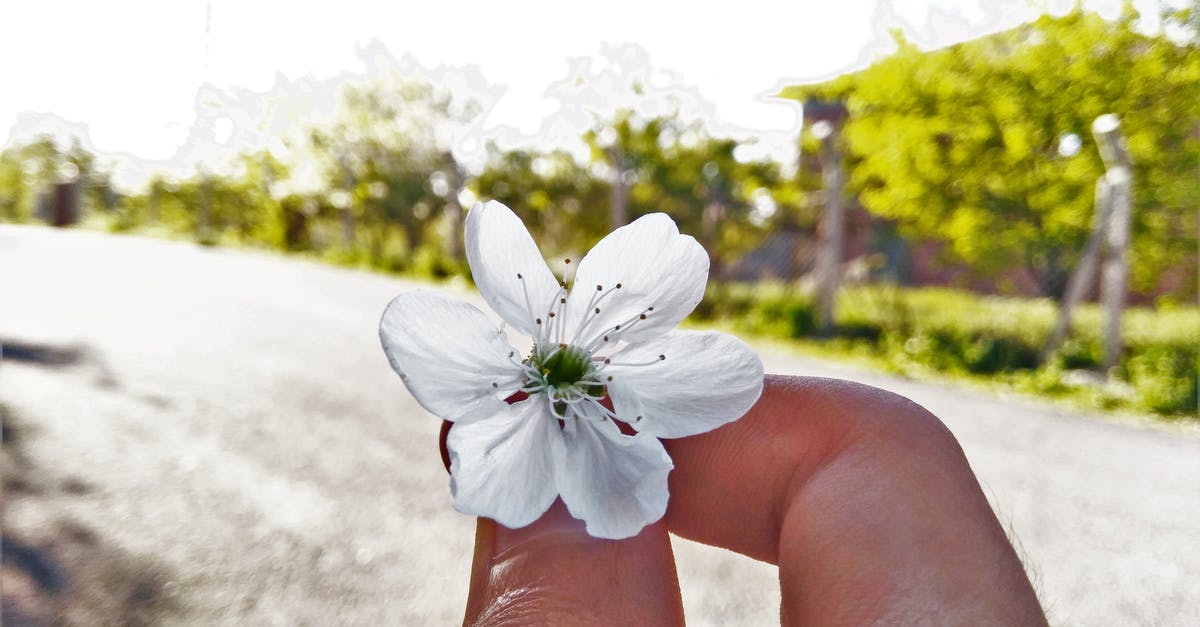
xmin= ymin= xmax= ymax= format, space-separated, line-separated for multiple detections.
xmin=1 ymin=7 xmax=1196 ymax=418
xmin=696 ymin=283 xmax=1198 ymax=418
xmin=780 ymin=9 xmax=1199 ymax=299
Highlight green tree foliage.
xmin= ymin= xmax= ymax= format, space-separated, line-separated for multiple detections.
xmin=304 ymin=76 xmax=477 ymax=268
xmin=583 ymin=111 xmax=783 ymax=273
xmin=782 ymin=9 xmax=1200 ymax=298
xmin=473 ymin=145 xmax=609 ymax=256
xmin=0 ymin=136 xmax=115 ymax=222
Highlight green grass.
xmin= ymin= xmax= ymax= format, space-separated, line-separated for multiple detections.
xmin=695 ymin=283 xmax=1199 ymax=419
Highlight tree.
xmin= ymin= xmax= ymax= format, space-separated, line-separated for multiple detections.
xmin=781 ymin=9 xmax=1200 ymax=300
xmin=584 ymin=111 xmax=782 ymax=275
xmin=473 ymin=145 xmax=609 ymax=258
xmin=304 ymin=76 xmax=478 ymax=268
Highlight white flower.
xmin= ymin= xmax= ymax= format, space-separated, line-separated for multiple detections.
xmin=379 ymin=200 xmax=763 ymax=539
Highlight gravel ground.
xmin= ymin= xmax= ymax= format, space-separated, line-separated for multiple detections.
xmin=2 ymin=225 xmax=1197 ymax=626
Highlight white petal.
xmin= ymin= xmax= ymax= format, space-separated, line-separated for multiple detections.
xmin=565 ymin=213 xmax=708 ymax=346
xmin=466 ymin=200 xmax=561 ymax=337
xmin=379 ymin=289 xmax=521 ymax=423
xmin=606 ymin=330 xmax=763 ymax=439
xmin=557 ymin=415 xmax=673 ymax=540
xmin=447 ymin=400 xmax=563 ymax=528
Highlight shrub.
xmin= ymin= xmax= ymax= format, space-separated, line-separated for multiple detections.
xmin=695 ymin=282 xmax=1199 ymax=417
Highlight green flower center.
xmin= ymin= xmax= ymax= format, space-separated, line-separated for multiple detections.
xmin=530 ymin=344 xmax=594 ymax=389
xmin=526 ymin=344 xmax=608 ymax=419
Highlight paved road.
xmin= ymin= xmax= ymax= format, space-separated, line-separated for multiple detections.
xmin=2 ymin=225 xmax=1197 ymax=626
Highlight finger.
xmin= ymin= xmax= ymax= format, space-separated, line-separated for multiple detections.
xmin=659 ymin=374 xmax=858 ymax=562
xmin=661 ymin=374 xmax=1045 ymax=624
xmin=442 ymin=420 xmax=684 ymax=625
xmin=463 ymin=501 xmax=684 ymax=626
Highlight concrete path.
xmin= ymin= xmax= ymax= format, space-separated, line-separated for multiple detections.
xmin=2 ymin=225 xmax=1197 ymax=625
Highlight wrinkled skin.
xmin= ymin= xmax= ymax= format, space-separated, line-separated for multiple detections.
xmin=453 ymin=375 xmax=1047 ymax=626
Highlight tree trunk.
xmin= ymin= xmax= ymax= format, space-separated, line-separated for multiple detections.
xmin=339 ymin=156 xmax=357 ymax=248
xmin=606 ymin=146 xmax=628 ymax=230
xmin=702 ymin=196 xmax=725 ymax=278
xmin=444 ymin=163 xmax=465 ymax=260
xmin=814 ymin=123 xmax=845 ymax=336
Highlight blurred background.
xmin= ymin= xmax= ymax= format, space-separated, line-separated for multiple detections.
xmin=2 ymin=1 xmax=1198 ymax=625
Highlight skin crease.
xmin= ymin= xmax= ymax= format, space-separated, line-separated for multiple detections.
xmin=450 ymin=375 xmax=1048 ymax=626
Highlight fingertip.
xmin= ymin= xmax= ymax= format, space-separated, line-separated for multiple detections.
xmin=464 ymin=501 xmax=684 ymax=625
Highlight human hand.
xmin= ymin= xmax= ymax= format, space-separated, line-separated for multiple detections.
xmin=449 ymin=375 xmax=1047 ymax=626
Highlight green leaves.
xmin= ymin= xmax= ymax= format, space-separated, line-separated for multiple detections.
xmin=785 ymin=9 xmax=1199 ymax=299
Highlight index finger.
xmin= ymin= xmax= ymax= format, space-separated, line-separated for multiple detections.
xmin=661 ymin=375 xmax=1046 ymax=625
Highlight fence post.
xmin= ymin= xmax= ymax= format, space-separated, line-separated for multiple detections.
xmin=813 ymin=120 xmax=845 ymax=336
xmin=1092 ymin=114 xmax=1133 ymax=372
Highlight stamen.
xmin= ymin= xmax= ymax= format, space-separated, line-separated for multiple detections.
xmin=516 ymin=272 xmax=545 ymax=342
xmin=569 ymin=283 xmax=624 ymax=344
xmin=582 ymin=306 xmax=656 ymax=351
xmin=604 ymin=354 xmax=666 ymax=368
xmin=539 ymin=283 xmax=568 ymax=345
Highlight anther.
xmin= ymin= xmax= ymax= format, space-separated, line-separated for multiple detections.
xmin=648 ymin=306 xmax=655 ymax=311
xmin=559 ymin=343 xmax=567 ymax=349
xmin=594 ymin=307 xmax=600 ymax=314
xmin=604 ymin=357 xmax=611 ymax=364
xmin=596 ymin=284 xmax=603 ymax=291
xmin=565 ymin=258 xmax=571 ymax=264
xmin=616 ymin=283 xmax=623 ymax=289
xmin=561 ymin=298 xmax=567 ymax=304
xmin=517 ymin=273 xmax=523 ymax=279
xmin=606 ymin=376 xmax=613 ymax=382
xmin=639 ymin=314 xmax=646 ymax=320
xmin=658 ymin=354 xmax=666 ymax=360
xmin=536 ymin=318 xmax=542 ymax=325
xmin=548 ymin=312 xmax=556 ymax=318
xmin=491 ymin=382 xmax=498 ymax=388
xmin=603 ymin=335 xmax=609 ymax=342
xmin=635 ymin=415 xmax=643 ymax=421
xmin=614 ymin=324 xmax=621 ymax=330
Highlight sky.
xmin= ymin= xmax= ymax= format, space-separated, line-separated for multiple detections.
xmin=0 ymin=0 xmax=1170 ymax=190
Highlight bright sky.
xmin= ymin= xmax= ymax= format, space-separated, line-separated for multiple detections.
xmin=0 ymin=0 xmax=1164 ymax=189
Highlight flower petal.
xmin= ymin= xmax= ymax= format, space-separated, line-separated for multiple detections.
xmin=557 ymin=414 xmax=673 ymax=539
xmin=565 ymin=213 xmax=708 ymax=346
xmin=605 ymin=330 xmax=763 ymax=439
xmin=447 ymin=400 xmax=563 ymax=528
xmin=379 ymin=289 xmax=521 ymax=423
xmin=466 ymin=200 xmax=561 ymax=337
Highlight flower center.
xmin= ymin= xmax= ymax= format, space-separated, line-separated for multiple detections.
xmin=536 ymin=344 xmax=592 ymax=388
